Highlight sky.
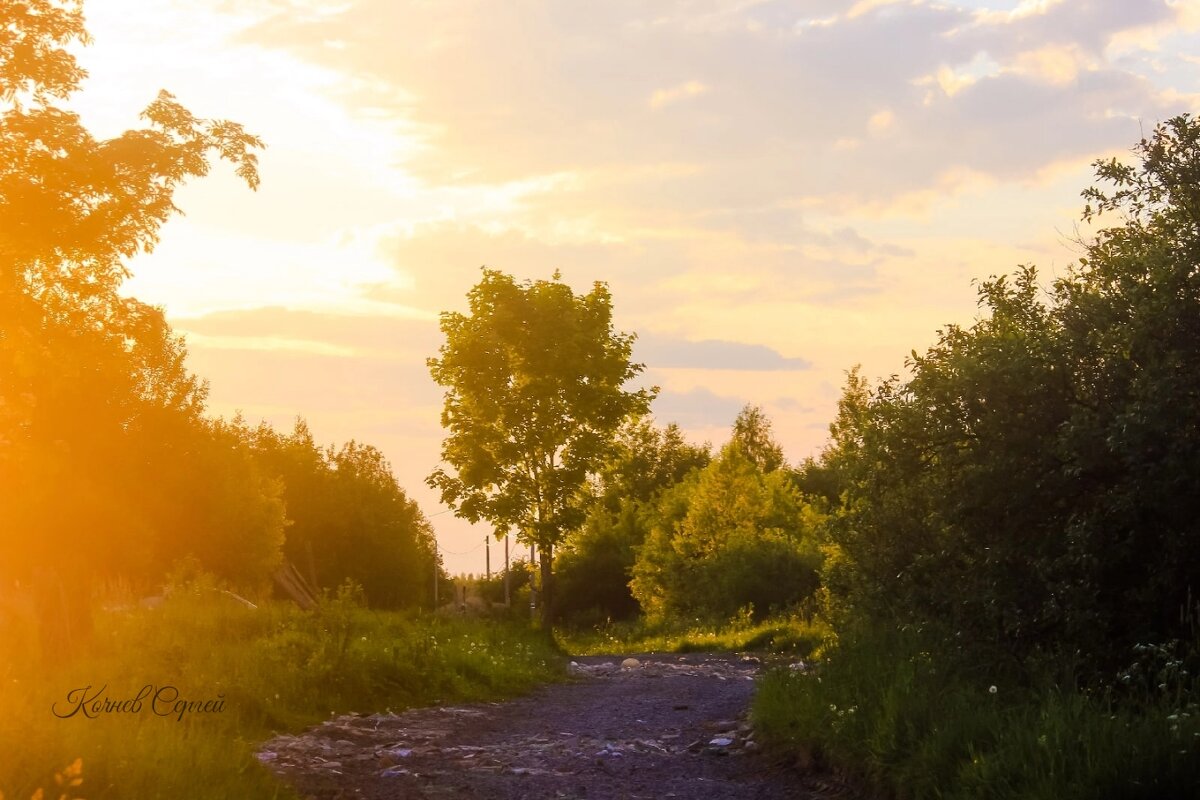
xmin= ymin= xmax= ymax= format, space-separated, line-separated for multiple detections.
xmin=73 ymin=0 xmax=1200 ymax=573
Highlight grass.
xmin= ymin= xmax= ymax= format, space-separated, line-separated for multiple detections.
xmin=752 ymin=626 xmax=1200 ymax=800
xmin=556 ymin=612 xmax=832 ymax=657
xmin=0 ymin=582 xmax=564 ymax=799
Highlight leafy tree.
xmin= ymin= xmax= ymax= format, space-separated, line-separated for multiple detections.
xmin=819 ymin=116 xmax=1200 ymax=673
xmin=631 ymin=413 xmax=823 ymax=622
xmin=554 ymin=502 xmax=645 ymax=623
xmin=427 ymin=269 xmax=654 ymax=624
xmin=554 ymin=416 xmax=711 ymax=623
xmin=0 ymin=0 xmax=264 ymax=656
xmin=731 ymin=404 xmax=786 ymax=472
xmin=249 ymin=420 xmax=440 ymax=608
xmin=588 ymin=416 xmax=711 ymax=513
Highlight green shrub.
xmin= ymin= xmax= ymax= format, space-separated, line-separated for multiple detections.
xmin=753 ymin=626 xmax=1200 ymax=800
xmin=0 ymin=592 xmax=563 ymax=799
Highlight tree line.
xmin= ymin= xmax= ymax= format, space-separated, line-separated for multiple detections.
xmin=433 ymin=117 xmax=1200 ymax=678
xmin=427 ymin=274 xmax=831 ymax=626
xmin=0 ymin=1 xmax=440 ymax=659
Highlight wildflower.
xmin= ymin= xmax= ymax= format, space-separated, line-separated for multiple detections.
xmin=989 ymin=685 xmax=998 ymax=694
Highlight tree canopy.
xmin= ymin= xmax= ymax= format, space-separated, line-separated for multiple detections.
xmin=427 ymin=269 xmax=654 ymax=623
xmin=0 ymin=2 xmax=443 ymax=659
xmin=818 ymin=115 xmax=1200 ymax=672
xmin=631 ymin=406 xmax=824 ymax=623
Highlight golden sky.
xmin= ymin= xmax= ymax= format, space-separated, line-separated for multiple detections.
xmin=77 ymin=0 xmax=1200 ymax=572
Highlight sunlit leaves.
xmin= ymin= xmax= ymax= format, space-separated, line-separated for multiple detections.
xmin=428 ymin=269 xmax=654 ymax=547
xmin=630 ymin=416 xmax=824 ymax=623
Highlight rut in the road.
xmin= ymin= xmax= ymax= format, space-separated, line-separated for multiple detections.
xmin=258 ymin=654 xmax=860 ymax=800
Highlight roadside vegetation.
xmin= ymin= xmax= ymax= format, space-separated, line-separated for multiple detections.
xmin=7 ymin=4 xmax=1200 ymax=798
xmin=751 ymin=117 xmax=1200 ymax=798
xmin=0 ymin=578 xmax=563 ymax=800
xmin=558 ymin=611 xmax=831 ymax=658
xmin=552 ymin=117 xmax=1200 ymax=798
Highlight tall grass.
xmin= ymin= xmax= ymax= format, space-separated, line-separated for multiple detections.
xmin=558 ymin=611 xmax=831 ymax=657
xmin=0 ymin=582 xmax=563 ymax=799
xmin=752 ymin=627 xmax=1200 ymax=799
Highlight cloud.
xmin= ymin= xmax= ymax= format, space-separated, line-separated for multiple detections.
xmin=651 ymin=386 xmax=748 ymax=430
xmin=235 ymin=0 xmax=1186 ymax=226
xmin=649 ymin=79 xmax=710 ymax=109
xmin=174 ymin=306 xmax=442 ymax=358
xmin=636 ymin=333 xmax=812 ymax=371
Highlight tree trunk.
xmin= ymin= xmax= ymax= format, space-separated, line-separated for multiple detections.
xmin=538 ymin=544 xmax=554 ymax=629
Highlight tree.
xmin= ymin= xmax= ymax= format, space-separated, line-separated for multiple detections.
xmin=631 ymin=412 xmax=824 ymax=622
xmin=817 ymin=116 xmax=1200 ymax=673
xmin=247 ymin=420 xmax=440 ymax=609
xmin=730 ymin=404 xmax=785 ymax=472
xmin=0 ymin=0 xmax=264 ymax=656
xmin=427 ymin=269 xmax=654 ymax=625
xmin=555 ymin=416 xmax=710 ymax=623
xmin=588 ymin=416 xmax=711 ymax=513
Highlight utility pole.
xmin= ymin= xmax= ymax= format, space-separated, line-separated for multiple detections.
xmin=433 ymin=538 xmax=439 ymax=610
xmin=485 ymin=535 xmax=491 ymax=581
xmin=504 ymin=535 xmax=510 ymax=607
xmin=530 ymin=542 xmax=537 ymax=623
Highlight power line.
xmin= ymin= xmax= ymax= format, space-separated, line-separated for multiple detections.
xmin=436 ymin=540 xmax=486 ymax=556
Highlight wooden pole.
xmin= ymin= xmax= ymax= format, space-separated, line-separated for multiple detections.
xmin=530 ymin=543 xmax=537 ymax=623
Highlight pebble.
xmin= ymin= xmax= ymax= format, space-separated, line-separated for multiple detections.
xmin=380 ymin=766 xmax=411 ymax=778
xmin=258 ymin=655 xmax=768 ymax=782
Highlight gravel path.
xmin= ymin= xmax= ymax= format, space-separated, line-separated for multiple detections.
xmin=258 ymin=653 xmax=860 ymax=799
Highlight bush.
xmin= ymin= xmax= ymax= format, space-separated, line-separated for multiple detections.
xmin=631 ymin=439 xmax=824 ymax=623
xmin=753 ymin=626 xmax=1200 ymax=800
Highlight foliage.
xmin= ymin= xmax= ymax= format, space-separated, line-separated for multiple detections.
xmin=818 ymin=116 xmax=1200 ymax=671
xmin=554 ymin=501 xmax=646 ymax=624
xmin=249 ymin=420 xmax=440 ymax=609
xmin=553 ymin=416 xmax=710 ymax=624
xmin=631 ymin=407 xmax=824 ymax=623
xmin=0 ymin=0 xmax=270 ymax=656
xmin=0 ymin=1 xmax=438 ymax=662
xmin=753 ymin=626 xmax=1200 ymax=800
xmin=428 ymin=269 xmax=654 ymax=623
xmin=586 ymin=416 xmax=711 ymax=514
xmin=475 ymin=557 xmax=533 ymax=608
xmin=0 ymin=588 xmax=564 ymax=799
xmin=558 ymin=612 xmax=831 ymax=658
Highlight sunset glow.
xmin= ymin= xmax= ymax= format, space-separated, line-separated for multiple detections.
xmin=76 ymin=0 xmax=1200 ymax=571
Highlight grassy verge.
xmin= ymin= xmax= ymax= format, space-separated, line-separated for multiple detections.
xmin=0 ymin=583 xmax=563 ymax=799
xmin=557 ymin=613 xmax=831 ymax=657
xmin=752 ymin=627 xmax=1200 ymax=799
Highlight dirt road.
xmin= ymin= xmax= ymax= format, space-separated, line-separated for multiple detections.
xmin=259 ymin=654 xmax=857 ymax=799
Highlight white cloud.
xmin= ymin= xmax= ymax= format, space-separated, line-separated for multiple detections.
xmin=649 ymin=79 xmax=710 ymax=109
